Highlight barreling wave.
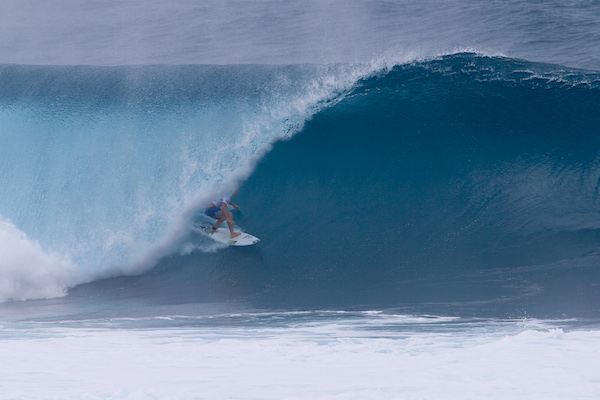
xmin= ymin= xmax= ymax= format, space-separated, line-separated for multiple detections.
xmin=0 ymin=60 xmax=385 ymax=302
xmin=213 ymin=53 xmax=600 ymax=312
xmin=1 ymin=53 xmax=600 ymax=310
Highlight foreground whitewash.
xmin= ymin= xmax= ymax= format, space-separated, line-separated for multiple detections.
xmin=1 ymin=320 xmax=599 ymax=400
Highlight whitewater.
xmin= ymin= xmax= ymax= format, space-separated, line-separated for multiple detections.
xmin=1 ymin=1 xmax=600 ymax=399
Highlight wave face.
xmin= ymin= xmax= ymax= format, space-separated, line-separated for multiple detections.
xmin=2 ymin=54 xmax=600 ymax=316
xmin=195 ymin=54 xmax=600 ymax=316
xmin=0 ymin=62 xmax=370 ymax=301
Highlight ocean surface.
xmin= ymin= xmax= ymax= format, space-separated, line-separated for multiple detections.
xmin=1 ymin=1 xmax=600 ymax=399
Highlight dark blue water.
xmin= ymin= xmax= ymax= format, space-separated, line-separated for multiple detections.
xmin=233 ymin=55 xmax=600 ymax=317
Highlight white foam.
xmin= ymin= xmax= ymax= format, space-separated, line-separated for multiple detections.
xmin=2 ymin=319 xmax=599 ymax=399
xmin=0 ymin=218 xmax=78 ymax=302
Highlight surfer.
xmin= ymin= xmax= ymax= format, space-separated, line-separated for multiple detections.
xmin=205 ymin=191 xmax=242 ymax=238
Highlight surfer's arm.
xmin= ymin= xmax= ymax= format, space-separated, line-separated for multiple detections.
xmin=228 ymin=200 xmax=241 ymax=210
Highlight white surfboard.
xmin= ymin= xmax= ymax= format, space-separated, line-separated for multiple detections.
xmin=196 ymin=222 xmax=260 ymax=246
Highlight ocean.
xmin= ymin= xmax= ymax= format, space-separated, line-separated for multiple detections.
xmin=1 ymin=1 xmax=600 ymax=399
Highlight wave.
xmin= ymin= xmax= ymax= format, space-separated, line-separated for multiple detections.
xmin=228 ymin=53 xmax=600 ymax=312
xmin=0 ymin=61 xmax=385 ymax=301
xmin=1 ymin=53 xmax=600 ymax=310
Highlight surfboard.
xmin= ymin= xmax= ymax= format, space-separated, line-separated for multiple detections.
xmin=196 ymin=222 xmax=260 ymax=246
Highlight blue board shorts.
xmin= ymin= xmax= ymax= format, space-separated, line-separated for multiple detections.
xmin=205 ymin=207 xmax=221 ymax=219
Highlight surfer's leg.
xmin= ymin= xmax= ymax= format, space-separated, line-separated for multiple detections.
xmin=227 ymin=220 xmax=241 ymax=238
xmin=213 ymin=210 xmax=227 ymax=230
xmin=213 ymin=209 xmax=241 ymax=238
xmin=221 ymin=209 xmax=241 ymax=238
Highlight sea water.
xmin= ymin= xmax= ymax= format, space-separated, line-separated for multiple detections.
xmin=1 ymin=1 xmax=600 ymax=399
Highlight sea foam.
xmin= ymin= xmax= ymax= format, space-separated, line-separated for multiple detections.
xmin=1 ymin=317 xmax=599 ymax=399
xmin=0 ymin=218 xmax=77 ymax=302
